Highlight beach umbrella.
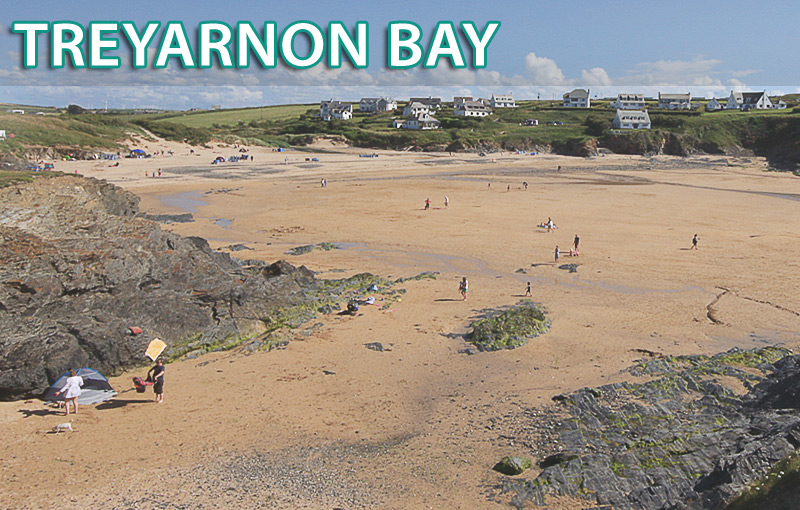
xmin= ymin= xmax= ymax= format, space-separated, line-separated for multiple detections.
xmin=43 ymin=368 xmax=117 ymax=405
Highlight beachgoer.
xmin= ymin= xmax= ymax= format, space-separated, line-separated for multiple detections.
xmin=691 ymin=234 xmax=699 ymax=250
xmin=523 ymin=181 xmax=528 ymax=190
xmin=555 ymin=245 xmax=560 ymax=262
xmin=424 ymin=198 xmax=431 ymax=210
xmin=525 ymin=282 xmax=532 ymax=297
xmin=459 ymin=277 xmax=468 ymax=300
xmin=158 ymin=169 xmax=162 ymax=177
xmin=147 ymin=359 xmax=165 ymax=403
xmin=54 ymin=369 xmax=83 ymax=416
xmin=488 ymin=182 xmax=491 ymax=189
xmin=321 ymin=178 xmax=325 ymax=187
xmin=507 ymin=185 xmax=511 ymax=192
xmin=573 ymin=234 xmax=580 ymax=254
xmin=444 ymin=196 xmax=449 ymax=208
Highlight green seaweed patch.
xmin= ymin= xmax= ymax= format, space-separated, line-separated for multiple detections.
xmin=466 ymin=300 xmax=550 ymax=352
xmin=394 ymin=271 xmax=439 ymax=283
xmin=728 ymin=450 xmax=800 ymax=510
xmin=287 ymin=242 xmax=339 ymax=256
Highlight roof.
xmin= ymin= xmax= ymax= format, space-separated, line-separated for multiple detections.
xmin=457 ymin=102 xmax=492 ymax=112
xmin=659 ymin=93 xmax=691 ymax=101
xmin=615 ymin=110 xmax=651 ymax=122
xmin=564 ymin=89 xmax=589 ymax=99
xmin=617 ymin=93 xmax=645 ymax=101
xmin=410 ymin=97 xmax=441 ymax=105
xmin=492 ymin=94 xmax=514 ymax=101
xmin=730 ymin=91 xmax=766 ymax=104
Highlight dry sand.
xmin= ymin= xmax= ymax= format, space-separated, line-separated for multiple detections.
xmin=2 ymin=137 xmax=800 ymax=509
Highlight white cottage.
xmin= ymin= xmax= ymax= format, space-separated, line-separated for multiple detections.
xmin=403 ymin=112 xmax=441 ymax=130
xmin=612 ymin=93 xmax=646 ymax=110
xmin=491 ymin=93 xmax=516 ymax=108
xmin=403 ymin=101 xmax=432 ymax=117
xmin=726 ymin=91 xmax=773 ymax=110
xmin=612 ymin=110 xmax=651 ymax=130
xmin=562 ymin=89 xmax=591 ymax=108
xmin=658 ymin=92 xmax=692 ymax=110
xmin=454 ymin=101 xmax=493 ymax=117
xmin=409 ymin=97 xmax=442 ymax=109
xmin=320 ymin=100 xmax=353 ymax=121
xmin=706 ymin=98 xmax=724 ymax=111
xmin=359 ymin=97 xmax=397 ymax=112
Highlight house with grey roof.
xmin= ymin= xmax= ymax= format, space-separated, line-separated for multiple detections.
xmin=726 ymin=91 xmax=774 ymax=110
xmin=319 ymin=100 xmax=352 ymax=121
xmin=612 ymin=93 xmax=646 ymax=110
xmin=612 ymin=110 xmax=651 ymax=130
xmin=563 ymin=89 xmax=591 ymax=108
xmin=409 ymin=97 xmax=442 ymax=109
xmin=657 ymin=92 xmax=692 ymax=110
xmin=359 ymin=97 xmax=397 ymax=113
xmin=403 ymin=101 xmax=433 ymax=117
xmin=401 ymin=112 xmax=441 ymax=130
xmin=454 ymin=101 xmax=493 ymax=117
xmin=491 ymin=93 xmax=516 ymax=108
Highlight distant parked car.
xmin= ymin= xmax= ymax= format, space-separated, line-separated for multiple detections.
xmin=546 ymin=121 xmax=564 ymax=126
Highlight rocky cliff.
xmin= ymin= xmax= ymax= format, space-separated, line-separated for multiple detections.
xmin=0 ymin=175 xmax=318 ymax=399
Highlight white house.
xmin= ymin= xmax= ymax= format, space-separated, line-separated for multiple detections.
xmin=359 ymin=97 xmax=397 ymax=112
xmin=612 ymin=110 xmax=651 ymax=130
xmin=612 ymin=93 xmax=646 ymax=110
xmin=409 ymin=97 xmax=442 ymax=109
xmin=726 ymin=91 xmax=773 ymax=110
xmin=403 ymin=101 xmax=432 ymax=117
xmin=403 ymin=112 xmax=441 ymax=130
xmin=0 ymin=130 xmax=6 ymax=140
xmin=562 ymin=89 xmax=591 ymax=108
xmin=454 ymin=101 xmax=493 ymax=117
xmin=491 ymin=93 xmax=516 ymax=108
xmin=706 ymin=98 xmax=724 ymax=111
xmin=773 ymin=99 xmax=788 ymax=110
xmin=658 ymin=92 xmax=692 ymax=110
xmin=320 ymin=100 xmax=353 ymax=121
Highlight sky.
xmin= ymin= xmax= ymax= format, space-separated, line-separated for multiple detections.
xmin=0 ymin=0 xmax=797 ymax=109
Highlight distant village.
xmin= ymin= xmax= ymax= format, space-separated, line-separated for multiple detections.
xmin=317 ymin=90 xmax=790 ymax=131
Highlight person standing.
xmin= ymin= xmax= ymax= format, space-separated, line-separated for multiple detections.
xmin=424 ymin=198 xmax=431 ymax=210
xmin=444 ymin=196 xmax=449 ymax=208
xmin=54 ymin=369 xmax=83 ymax=416
xmin=525 ymin=282 xmax=532 ymax=297
xmin=148 ymin=359 xmax=165 ymax=403
xmin=691 ymin=234 xmax=699 ymax=250
xmin=555 ymin=245 xmax=560 ymax=263
xmin=459 ymin=277 xmax=469 ymax=300
xmin=573 ymin=234 xmax=580 ymax=254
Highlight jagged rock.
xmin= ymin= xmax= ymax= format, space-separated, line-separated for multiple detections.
xmin=465 ymin=301 xmax=550 ymax=352
xmin=494 ymin=456 xmax=532 ymax=476
xmin=365 ymin=342 xmax=384 ymax=352
xmin=501 ymin=347 xmax=800 ymax=510
xmin=0 ymin=175 xmax=322 ymax=399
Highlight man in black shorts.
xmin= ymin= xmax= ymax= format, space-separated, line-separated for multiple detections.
xmin=148 ymin=359 xmax=165 ymax=403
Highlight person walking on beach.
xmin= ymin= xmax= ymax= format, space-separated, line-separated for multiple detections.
xmin=525 ymin=282 xmax=532 ymax=297
xmin=555 ymin=245 xmax=560 ymax=263
xmin=523 ymin=181 xmax=528 ymax=190
xmin=459 ymin=277 xmax=468 ymax=300
xmin=573 ymin=234 xmax=580 ymax=254
xmin=54 ymin=369 xmax=83 ymax=416
xmin=147 ymin=359 xmax=165 ymax=403
xmin=691 ymin=234 xmax=699 ymax=250
xmin=424 ymin=198 xmax=431 ymax=210
xmin=444 ymin=196 xmax=449 ymax=208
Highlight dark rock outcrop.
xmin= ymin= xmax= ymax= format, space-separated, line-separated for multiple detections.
xmin=0 ymin=175 xmax=319 ymax=399
xmin=499 ymin=347 xmax=800 ymax=509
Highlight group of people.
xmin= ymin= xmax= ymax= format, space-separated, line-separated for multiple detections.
xmin=54 ymin=360 xmax=165 ymax=415
xmin=424 ymin=196 xmax=450 ymax=210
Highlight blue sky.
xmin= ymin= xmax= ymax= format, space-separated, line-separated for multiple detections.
xmin=0 ymin=0 xmax=797 ymax=109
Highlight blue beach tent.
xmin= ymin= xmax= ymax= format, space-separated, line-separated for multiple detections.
xmin=43 ymin=367 xmax=117 ymax=405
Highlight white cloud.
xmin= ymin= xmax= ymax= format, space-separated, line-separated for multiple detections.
xmin=524 ymin=52 xmax=566 ymax=86
xmin=580 ymin=67 xmax=612 ymax=86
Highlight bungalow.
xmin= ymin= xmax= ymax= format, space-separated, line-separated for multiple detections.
xmin=409 ymin=97 xmax=442 ymax=109
xmin=403 ymin=112 xmax=441 ymax=130
xmin=359 ymin=97 xmax=397 ymax=112
xmin=403 ymin=101 xmax=432 ymax=117
xmin=491 ymin=93 xmax=516 ymax=108
xmin=612 ymin=93 xmax=646 ymax=110
xmin=612 ymin=110 xmax=651 ymax=130
xmin=454 ymin=101 xmax=493 ymax=117
xmin=320 ymin=100 xmax=353 ymax=121
xmin=658 ymin=92 xmax=692 ymax=110
xmin=706 ymin=98 xmax=724 ymax=111
xmin=726 ymin=91 xmax=773 ymax=110
xmin=773 ymin=99 xmax=788 ymax=110
xmin=562 ymin=89 xmax=591 ymax=108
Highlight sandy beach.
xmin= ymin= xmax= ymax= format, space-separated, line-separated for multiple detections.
xmin=2 ymin=138 xmax=800 ymax=509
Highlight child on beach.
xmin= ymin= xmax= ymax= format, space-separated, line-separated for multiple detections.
xmin=54 ymin=369 xmax=83 ymax=416
xmin=525 ymin=282 xmax=532 ymax=296
xmin=425 ymin=198 xmax=431 ymax=210
xmin=459 ymin=277 xmax=468 ymax=300
xmin=555 ymin=246 xmax=560 ymax=263
xmin=691 ymin=234 xmax=699 ymax=250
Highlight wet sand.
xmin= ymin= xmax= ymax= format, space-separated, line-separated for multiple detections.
xmin=2 ymin=138 xmax=800 ymax=509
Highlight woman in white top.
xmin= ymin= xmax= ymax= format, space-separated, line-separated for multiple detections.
xmin=55 ymin=369 xmax=83 ymax=415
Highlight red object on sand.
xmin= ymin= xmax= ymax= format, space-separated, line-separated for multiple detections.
xmin=129 ymin=326 xmax=143 ymax=335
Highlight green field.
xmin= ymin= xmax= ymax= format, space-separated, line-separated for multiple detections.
xmin=151 ymin=104 xmax=317 ymax=128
